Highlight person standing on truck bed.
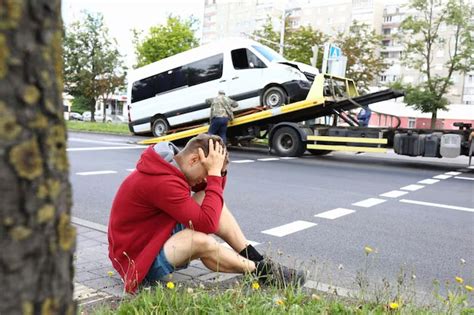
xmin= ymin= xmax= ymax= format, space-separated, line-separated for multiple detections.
xmin=207 ymin=90 xmax=239 ymax=144
xmin=357 ymin=105 xmax=372 ymax=127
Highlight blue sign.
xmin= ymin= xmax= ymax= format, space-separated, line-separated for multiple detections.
xmin=329 ymin=45 xmax=341 ymax=58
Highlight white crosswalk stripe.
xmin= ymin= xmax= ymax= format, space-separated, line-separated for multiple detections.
xmin=262 ymin=221 xmax=317 ymax=237
xmin=315 ymin=208 xmax=355 ymax=220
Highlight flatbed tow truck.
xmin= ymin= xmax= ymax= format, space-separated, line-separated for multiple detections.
xmin=138 ymin=74 xmax=474 ymax=165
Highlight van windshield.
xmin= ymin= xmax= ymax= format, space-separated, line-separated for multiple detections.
xmin=252 ymin=45 xmax=286 ymax=63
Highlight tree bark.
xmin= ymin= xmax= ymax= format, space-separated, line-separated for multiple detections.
xmin=0 ymin=1 xmax=76 ymax=314
xmin=431 ymin=110 xmax=438 ymax=129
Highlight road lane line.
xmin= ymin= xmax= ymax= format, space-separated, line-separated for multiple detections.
xmin=454 ymin=176 xmax=474 ymax=181
xmin=456 ymin=169 xmax=469 ymax=172
xmin=352 ymin=198 xmax=386 ymax=208
xmin=76 ymin=171 xmax=117 ymax=176
xmin=315 ymin=208 xmax=355 ymax=220
xmin=433 ymin=174 xmax=452 ymax=179
xmin=257 ymin=158 xmax=280 ymax=161
xmin=231 ymin=160 xmax=255 ymax=163
xmin=445 ymin=171 xmax=462 ymax=176
xmin=279 ymin=157 xmax=297 ymax=160
xmin=67 ymin=146 xmax=144 ymax=152
xmin=380 ymin=190 xmax=409 ymax=198
xmin=126 ymin=168 xmax=136 ymax=172
xmin=400 ymin=184 xmax=425 ymax=191
xmin=68 ymin=138 xmax=131 ymax=146
xmin=262 ymin=221 xmax=317 ymax=237
xmin=400 ymin=199 xmax=474 ymax=213
xmin=418 ymin=179 xmax=439 ymax=185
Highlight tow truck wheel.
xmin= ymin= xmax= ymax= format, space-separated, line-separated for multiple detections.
xmin=263 ymin=86 xmax=287 ymax=108
xmin=151 ymin=117 xmax=169 ymax=137
xmin=272 ymin=127 xmax=305 ymax=157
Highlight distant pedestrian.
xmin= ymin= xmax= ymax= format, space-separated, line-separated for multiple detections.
xmin=357 ymin=105 xmax=372 ymax=127
xmin=207 ymin=90 xmax=239 ymax=144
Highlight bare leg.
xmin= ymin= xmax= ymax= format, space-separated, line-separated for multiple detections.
xmin=192 ymin=191 xmax=248 ymax=252
xmin=163 ymin=229 xmax=255 ymax=273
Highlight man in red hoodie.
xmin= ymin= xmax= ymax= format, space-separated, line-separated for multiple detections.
xmin=108 ymin=134 xmax=305 ymax=292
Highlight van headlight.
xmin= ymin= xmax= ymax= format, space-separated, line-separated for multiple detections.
xmin=287 ymin=67 xmax=306 ymax=80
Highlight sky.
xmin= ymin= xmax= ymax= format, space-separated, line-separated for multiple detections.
xmin=61 ymin=0 xmax=205 ymax=68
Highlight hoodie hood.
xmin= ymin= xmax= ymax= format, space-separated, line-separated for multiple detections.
xmin=136 ymin=143 xmax=183 ymax=177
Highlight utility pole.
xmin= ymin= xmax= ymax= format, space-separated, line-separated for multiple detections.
xmin=279 ymin=9 xmax=286 ymax=55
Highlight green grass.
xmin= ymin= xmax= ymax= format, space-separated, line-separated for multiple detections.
xmin=66 ymin=121 xmax=132 ymax=135
xmin=90 ymin=278 xmax=473 ymax=315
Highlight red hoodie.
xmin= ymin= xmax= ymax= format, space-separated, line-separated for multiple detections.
xmin=108 ymin=145 xmax=225 ymax=293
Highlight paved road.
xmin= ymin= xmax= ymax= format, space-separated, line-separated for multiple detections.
xmin=68 ymin=131 xmax=474 ymax=295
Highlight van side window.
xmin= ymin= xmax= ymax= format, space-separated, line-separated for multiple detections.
xmin=156 ymin=67 xmax=186 ymax=94
xmin=231 ymin=48 xmax=266 ymax=70
xmin=186 ymin=54 xmax=223 ymax=86
xmin=131 ymin=75 xmax=159 ymax=103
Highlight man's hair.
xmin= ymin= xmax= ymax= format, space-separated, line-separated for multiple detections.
xmin=181 ymin=134 xmax=229 ymax=167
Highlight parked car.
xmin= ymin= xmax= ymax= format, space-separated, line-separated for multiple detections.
xmin=69 ymin=112 xmax=83 ymax=121
xmin=82 ymin=111 xmax=113 ymax=123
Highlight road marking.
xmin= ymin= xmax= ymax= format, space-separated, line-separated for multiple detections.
xmin=400 ymin=184 xmax=424 ymax=191
xmin=418 ymin=179 xmax=440 ymax=185
xmin=76 ymin=171 xmax=117 ymax=176
xmin=262 ymin=220 xmax=317 ymax=237
xmin=400 ymin=199 xmax=474 ymax=213
xmin=67 ymin=146 xmax=144 ymax=152
xmin=69 ymin=137 xmax=131 ymax=146
xmin=279 ymin=157 xmax=297 ymax=160
xmin=433 ymin=174 xmax=452 ymax=179
xmin=469 ymin=166 xmax=474 ymax=169
xmin=380 ymin=190 xmax=408 ymax=198
xmin=454 ymin=176 xmax=474 ymax=181
xmin=126 ymin=168 xmax=136 ymax=172
xmin=257 ymin=158 xmax=280 ymax=161
xmin=231 ymin=159 xmax=255 ymax=163
xmin=352 ymin=198 xmax=386 ymax=208
xmin=315 ymin=208 xmax=355 ymax=220
xmin=445 ymin=171 xmax=462 ymax=176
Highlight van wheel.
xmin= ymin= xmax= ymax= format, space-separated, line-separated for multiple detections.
xmin=272 ymin=127 xmax=305 ymax=157
xmin=263 ymin=86 xmax=287 ymax=108
xmin=151 ymin=117 xmax=169 ymax=137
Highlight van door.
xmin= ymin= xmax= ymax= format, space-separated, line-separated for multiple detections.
xmin=166 ymin=54 xmax=226 ymax=127
xmin=226 ymin=48 xmax=266 ymax=109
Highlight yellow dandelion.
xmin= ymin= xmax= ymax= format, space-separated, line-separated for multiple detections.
xmin=275 ymin=299 xmax=285 ymax=306
xmin=166 ymin=281 xmax=175 ymax=289
xmin=107 ymin=271 xmax=114 ymax=277
xmin=465 ymin=285 xmax=473 ymax=292
xmin=364 ymin=246 xmax=373 ymax=254
xmin=389 ymin=302 xmax=399 ymax=310
xmin=252 ymin=282 xmax=260 ymax=290
xmin=455 ymin=276 xmax=464 ymax=284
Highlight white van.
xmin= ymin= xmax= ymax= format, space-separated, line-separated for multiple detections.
xmin=127 ymin=38 xmax=318 ymax=136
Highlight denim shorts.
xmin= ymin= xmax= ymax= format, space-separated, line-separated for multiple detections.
xmin=144 ymin=223 xmax=188 ymax=284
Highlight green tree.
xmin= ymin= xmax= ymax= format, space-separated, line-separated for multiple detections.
xmin=253 ymin=18 xmax=326 ymax=67
xmin=398 ymin=0 xmax=474 ymax=128
xmin=286 ymin=25 xmax=326 ymax=66
xmin=335 ymin=21 xmax=388 ymax=93
xmin=63 ymin=11 xmax=126 ymax=122
xmin=133 ymin=15 xmax=199 ymax=68
xmin=252 ymin=17 xmax=281 ymax=52
xmin=0 ymin=0 xmax=76 ymax=314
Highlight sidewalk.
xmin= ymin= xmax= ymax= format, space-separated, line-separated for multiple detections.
xmin=73 ymin=218 xmax=242 ymax=307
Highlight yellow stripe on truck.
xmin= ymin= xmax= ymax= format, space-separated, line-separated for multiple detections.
xmin=307 ymin=135 xmax=388 ymax=144
xmin=307 ymin=144 xmax=387 ymax=153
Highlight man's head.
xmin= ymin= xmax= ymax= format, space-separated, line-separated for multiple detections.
xmin=175 ymin=133 xmax=229 ymax=186
xmin=218 ymin=90 xmax=226 ymax=95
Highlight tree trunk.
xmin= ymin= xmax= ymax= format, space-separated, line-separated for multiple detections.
xmin=431 ymin=110 xmax=438 ymax=129
xmin=0 ymin=1 xmax=76 ymax=315
xmin=91 ymin=98 xmax=96 ymax=122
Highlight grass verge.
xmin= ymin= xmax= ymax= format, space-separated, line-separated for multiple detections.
xmin=66 ymin=121 xmax=131 ymax=135
xmin=89 ymin=278 xmax=473 ymax=315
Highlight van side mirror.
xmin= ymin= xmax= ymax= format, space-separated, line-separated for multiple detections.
xmin=249 ymin=62 xmax=255 ymax=68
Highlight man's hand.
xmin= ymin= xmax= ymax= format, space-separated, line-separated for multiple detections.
xmin=198 ymin=139 xmax=226 ymax=177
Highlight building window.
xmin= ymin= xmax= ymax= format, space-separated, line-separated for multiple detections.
xmin=380 ymin=75 xmax=387 ymax=82
xmin=384 ymin=16 xmax=393 ymax=22
xmin=408 ymin=117 xmax=416 ymax=128
xmin=469 ymin=75 xmax=473 ymax=83
xmin=383 ymin=28 xmax=391 ymax=35
xmin=382 ymin=40 xmax=390 ymax=46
